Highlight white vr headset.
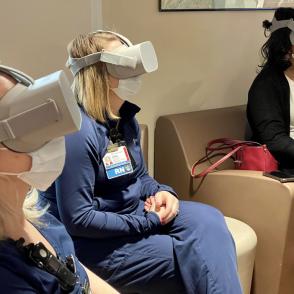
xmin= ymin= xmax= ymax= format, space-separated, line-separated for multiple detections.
xmin=270 ymin=17 xmax=294 ymax=44
xmin=66 ymin=30 xmax=158 ymax=79
xmin=0 ymin=65 xmax=81 ymax=153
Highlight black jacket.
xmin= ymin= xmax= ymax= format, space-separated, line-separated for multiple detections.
xmin=247 ymin=66 xmax=294 ymax=169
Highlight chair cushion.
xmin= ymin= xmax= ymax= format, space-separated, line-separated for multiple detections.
xmin=225 ymin=217 xmax=257 ymax=294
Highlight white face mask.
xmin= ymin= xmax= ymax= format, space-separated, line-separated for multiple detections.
xmin=0 ymin=137 xmax=65 ymax=191
xmin=112 ymin=76 xmax=142 ymax=99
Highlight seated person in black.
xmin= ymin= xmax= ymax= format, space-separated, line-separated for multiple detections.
xmin=0 ymin=66 xmax=119 ymax=294
xmin=247 ymin=7 xmax=294 ymax=172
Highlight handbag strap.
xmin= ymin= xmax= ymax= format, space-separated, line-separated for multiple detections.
xmin=206 ymin=138 xmax=261 ymax=152
xmin=191 ymin=145 xmax=242 ymax=178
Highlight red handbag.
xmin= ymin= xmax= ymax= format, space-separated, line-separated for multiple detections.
xmin=191 ymin=138 xmax=278 ymax=178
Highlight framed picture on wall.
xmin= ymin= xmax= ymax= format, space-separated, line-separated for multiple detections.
xmin=159 ymin=0 xmax=294 ymax=11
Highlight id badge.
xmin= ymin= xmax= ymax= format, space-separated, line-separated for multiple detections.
xmin=103 ymin=143 xmax=134 ymax=179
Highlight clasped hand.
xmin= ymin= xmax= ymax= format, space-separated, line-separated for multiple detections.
xmin=144 ymin=191 xmax=179 ymax=225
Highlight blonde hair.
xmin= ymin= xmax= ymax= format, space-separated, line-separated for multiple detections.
xmin=23 ymin=189 xmax=48 ymax=225
xmin=68 ymin=31 xmax=120 ymax=123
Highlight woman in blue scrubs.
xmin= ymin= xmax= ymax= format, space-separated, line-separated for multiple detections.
xmin=41 ymin=31 xmax=242 ymax=294
xmin=0 ymin=68 xmax=118 ymax=294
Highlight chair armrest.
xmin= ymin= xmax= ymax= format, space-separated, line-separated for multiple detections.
xmin=139 ymin=124 xmax=148 ymax=169
xmin=196 ymin=170 xmax=294 ymax=294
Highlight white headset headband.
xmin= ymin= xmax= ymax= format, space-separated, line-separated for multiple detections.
xmin=66 ymin=30 xmax=158 ymax=79
xmin=66 ymin=30 xmax=134 ymax=76
xmin=67 ymin=51 xmax=137 ymax=77
xmin=269 ymin=17 xmax=294 ymax=45
xmin=270 ymin=17 xmax=294 ymax=32
xmin=0 ymin=65 xmax=34 ymax=86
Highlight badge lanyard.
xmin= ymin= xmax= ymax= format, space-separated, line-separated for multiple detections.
xmin=103 ymin=119 xmax=134 ymax=179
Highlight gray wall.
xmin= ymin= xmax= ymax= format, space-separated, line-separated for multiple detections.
xmin=0 ymin=0 xmax=93 ymax=77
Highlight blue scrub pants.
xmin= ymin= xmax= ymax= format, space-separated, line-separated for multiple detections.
xmin=76 ymin=201 xmax=242 ymax=294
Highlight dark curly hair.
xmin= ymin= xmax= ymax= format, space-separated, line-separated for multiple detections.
xmin=261 ymin=7 xmax=294 ymax=71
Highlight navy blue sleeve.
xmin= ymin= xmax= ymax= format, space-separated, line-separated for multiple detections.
xmin=55 ymin=119 xmax=161 ymax=239
xmin=0 ymin=267 xmax=37 ymax=293
xmin=139 ymin=169 xmax=178 ymax=199
xmin=134 ymin=121 xmax=178 ymax=199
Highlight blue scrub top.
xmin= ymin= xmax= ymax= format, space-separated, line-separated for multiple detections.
xmin=0 ymin=212 xmax=89 ymax=293
xmin=40 ymin=101 xmax=176 ymax=240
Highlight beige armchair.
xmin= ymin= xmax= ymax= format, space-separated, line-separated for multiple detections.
xmin=154 ymin=106 xmax=294 ymax=294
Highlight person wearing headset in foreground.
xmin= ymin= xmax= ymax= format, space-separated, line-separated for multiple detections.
xmin=247 ymin=7 xmax=294 ymax=173
xmin=0 ymin=65 xmax=119 ymax=294
xmin=40 ymin=31 xmax=242 ymax=294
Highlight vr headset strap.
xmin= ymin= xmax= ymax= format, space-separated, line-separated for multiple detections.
xmin=0 ymin=99 xmax=60 ymax=142
xmin=68 ymin=51 xmax=136 ymax=76
xmin=0 ymin=65 xmax=34 ymax=86
xmin=94 ymin=30 xmax=133 ymax=47
xmin=270 ymin=17 xmax=294 ymax=33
